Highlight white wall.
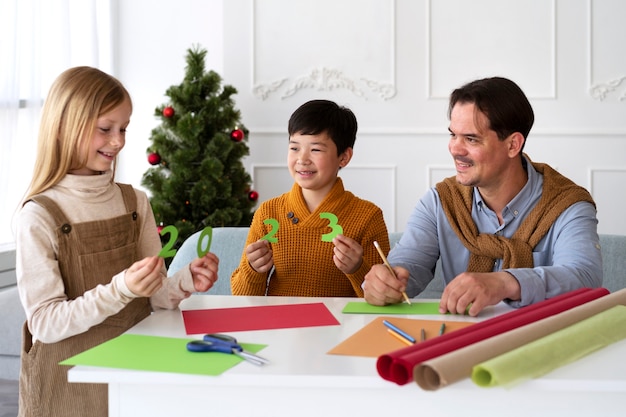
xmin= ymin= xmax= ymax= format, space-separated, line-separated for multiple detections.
xmin=114 ymin=0 xmax=224 ymax=188
xmin=115 ymin=0 xmax=626 ymax=235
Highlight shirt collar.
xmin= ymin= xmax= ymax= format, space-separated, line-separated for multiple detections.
xmin=473 ymin=155 xmax=538 ymax=218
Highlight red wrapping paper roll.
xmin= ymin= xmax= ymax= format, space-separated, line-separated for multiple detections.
xmin=376 ymin=287 xmax=609 ymax=385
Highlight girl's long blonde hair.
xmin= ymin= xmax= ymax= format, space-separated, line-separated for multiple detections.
xmin=23 ymin=66 xmax=132 ymax=204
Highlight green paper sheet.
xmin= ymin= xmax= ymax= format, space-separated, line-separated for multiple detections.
xmin=60 ymin=334 xmax=267 ymax=376
xmin=472 ymin=305 xmax=626 ymax=387
xmin=342 ymin=301 xmax=441 ymax=315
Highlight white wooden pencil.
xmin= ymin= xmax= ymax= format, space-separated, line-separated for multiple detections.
xmin=373 ymin=241 xmax=412 ymax=305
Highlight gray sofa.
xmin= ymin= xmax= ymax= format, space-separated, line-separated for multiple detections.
xmin=167 ymin=228 xmax=449 ymax=297
xmin=1 ymin=230 xmax=625 ymax=381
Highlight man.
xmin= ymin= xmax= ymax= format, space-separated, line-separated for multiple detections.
xmin=363 ymin=77 xmax=602 ymax=316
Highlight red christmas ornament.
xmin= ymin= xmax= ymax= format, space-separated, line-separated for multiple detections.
xmin=157 ymin=223 xmax=164 ymax=234
xmin=163 ymin=106 xmax=175 ymax=118
xmin=230 ymin=129 xmax=244 ymax=142
xmin=147 ymin=152 xmax=161 ymax=165
xmin=248 ymin=190 xmax=259 ymax=202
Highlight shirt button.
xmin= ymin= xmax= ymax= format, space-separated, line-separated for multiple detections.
xmin=287 ymin=212 xmax=294 ymax=218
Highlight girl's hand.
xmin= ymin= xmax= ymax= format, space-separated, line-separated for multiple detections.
xmin=124 ymin=256 xmax=164 ymax=297
xmin=246 ymin=240 xmax=274 ymax=273
xmin=189 ymin=252 xmax=219 ymax=292
xmin=332 ymin=234 xmax=363 ymax=274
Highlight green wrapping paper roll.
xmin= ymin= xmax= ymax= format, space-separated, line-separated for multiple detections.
xmin=472 ymin=305 xmax=626 ymax=387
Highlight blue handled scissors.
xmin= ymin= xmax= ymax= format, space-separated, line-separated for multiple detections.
xmin=186 ymin=333 xmax=270 ymax=366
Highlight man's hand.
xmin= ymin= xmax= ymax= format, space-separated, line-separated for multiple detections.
xmin=363 ymin=264 xmax=409 ymax=306
xmin=439 ymin=271 xmax=521 ymax=316
xmin=245 ymin=240 xmax=274 ymax=273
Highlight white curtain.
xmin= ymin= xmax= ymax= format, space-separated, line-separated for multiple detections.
xmin=0 ymin=0 xmax=114 ymax=247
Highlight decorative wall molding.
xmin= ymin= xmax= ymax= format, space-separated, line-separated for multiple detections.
xmin=250 ymin=0 xmax=397 ymax=101
xmin=247 ymin=128 xmax=626 ymax=137
xmin=588 ymin=167 xmax=626 ymax=195
xmin=589 ymin=76 xmax=626 ymax=101
xmin=253 ymin=67 xmax=397 ymax=101
xmin=252 ymin=79 xmax=288 ymax=101
xmin=587 ymin=0 xmax=626 ymax=101
xmin=427 ymin=165 xmax=455 ymax=188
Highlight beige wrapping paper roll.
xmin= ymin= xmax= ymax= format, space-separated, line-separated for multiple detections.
xmin=413 ymin=288 xmax=626 ymax=390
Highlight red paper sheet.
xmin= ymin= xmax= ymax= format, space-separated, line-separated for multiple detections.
xmin=182 ymin=302 xmax=340 ymax=334
xmin=376 ymin=287 xmax=610 ymax=385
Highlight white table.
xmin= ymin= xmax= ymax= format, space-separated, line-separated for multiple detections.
xmin=68 ymin=295 xmax=626 ymax=417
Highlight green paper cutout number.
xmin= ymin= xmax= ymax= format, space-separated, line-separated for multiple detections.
xmin=158 ymin=225 xmax=213 ymax=259
xmin=320 ymin=212 xmax=343 ymax=242
xmin=258 ymin=213 xmax=342 ymax=244
xmin=261 ymin=218 xmax=279 ymax=243
xmin=196 ymin=226 xmax=213 ymax=257
xmin=158 ymin=225 xmax=178 ymax=258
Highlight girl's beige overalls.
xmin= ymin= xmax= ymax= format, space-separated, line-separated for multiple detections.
xmin=19 ymin=184 xmax=151 ymax=417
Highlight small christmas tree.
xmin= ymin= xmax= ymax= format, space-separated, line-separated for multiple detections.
xmin=142 ymin=46 xmax=257 ymax=252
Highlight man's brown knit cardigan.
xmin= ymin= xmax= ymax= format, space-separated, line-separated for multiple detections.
xmin=436 ymin=158 xmax=595 ymax=272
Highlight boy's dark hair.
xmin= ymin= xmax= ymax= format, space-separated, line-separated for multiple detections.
xmin=448 ymin=77 xmax=534 ymax=150
xmin=288 ymin=99 xmax=357 ymax=155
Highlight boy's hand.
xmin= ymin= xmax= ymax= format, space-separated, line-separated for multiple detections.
xmin=246 ymin=240 xmax=274 ymax=273
xmin=124 ymin=256 xmax=164 ymax=297
xmin=189 ymin=252 xmax=219 ymax=292
xmin=332 ymin=234 xmax=363 ymax=274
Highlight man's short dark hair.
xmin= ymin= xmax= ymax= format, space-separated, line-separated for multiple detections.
xmin=448 ymin=77 xmax=535 ymax=147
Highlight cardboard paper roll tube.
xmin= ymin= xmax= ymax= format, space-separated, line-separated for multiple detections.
xmin=471 ymin=304 xmax=626 ymax=387
xmin=413 ymin=288 xmax=626 ymax=390
xmin=376 ymin=287 xmax=609 ymax=385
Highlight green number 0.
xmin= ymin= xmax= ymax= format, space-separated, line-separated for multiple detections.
xmin=320 ymin=212 xmax=343 ymax=242
xmin=261 ymin=218 xmax=279 ymax=243
xmin=196 ymin=226 xmax=213 ymax=257
xmin=158 ymin=225 xmax=179 ymax=258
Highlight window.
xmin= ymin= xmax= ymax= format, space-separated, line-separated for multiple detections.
xmin=0 ymin=0 xmax=113 ymax=247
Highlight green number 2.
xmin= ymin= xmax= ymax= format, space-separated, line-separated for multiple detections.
xmin=320 ymin=212 xmax=343 ymax=242
xmin=157 ymin=225 xmax=178 ymax=258
xmin=261 ymin=218 xmax=279 ymax=243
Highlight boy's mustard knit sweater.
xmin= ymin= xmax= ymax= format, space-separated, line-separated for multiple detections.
xmin=231 ymin=178 xmax=389 ymax=297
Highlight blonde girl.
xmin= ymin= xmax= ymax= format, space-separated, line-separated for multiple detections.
xmin=16 ymin=66 xmax=219 ymax=417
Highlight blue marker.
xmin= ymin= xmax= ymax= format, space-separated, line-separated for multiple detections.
xmin=382 ymin=319 xmax=416 ymax=344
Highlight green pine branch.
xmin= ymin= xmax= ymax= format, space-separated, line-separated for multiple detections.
xmin=141 ymin=45 xmax=255 ymax=253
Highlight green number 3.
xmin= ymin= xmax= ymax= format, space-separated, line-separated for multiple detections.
xmin=320 ymin=212 xmax=343 ymax=242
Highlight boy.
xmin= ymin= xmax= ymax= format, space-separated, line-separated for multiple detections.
xmin=231 ymin=100 xmax=389 ymax=297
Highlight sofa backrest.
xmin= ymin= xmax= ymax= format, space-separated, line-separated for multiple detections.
xmin=168 ymin=228 xmax=626 ymax=297
xmin=599 ymin=234 xmax=626 ymax=293
xmin=168 ymin=227 xmax=248 ymax=296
